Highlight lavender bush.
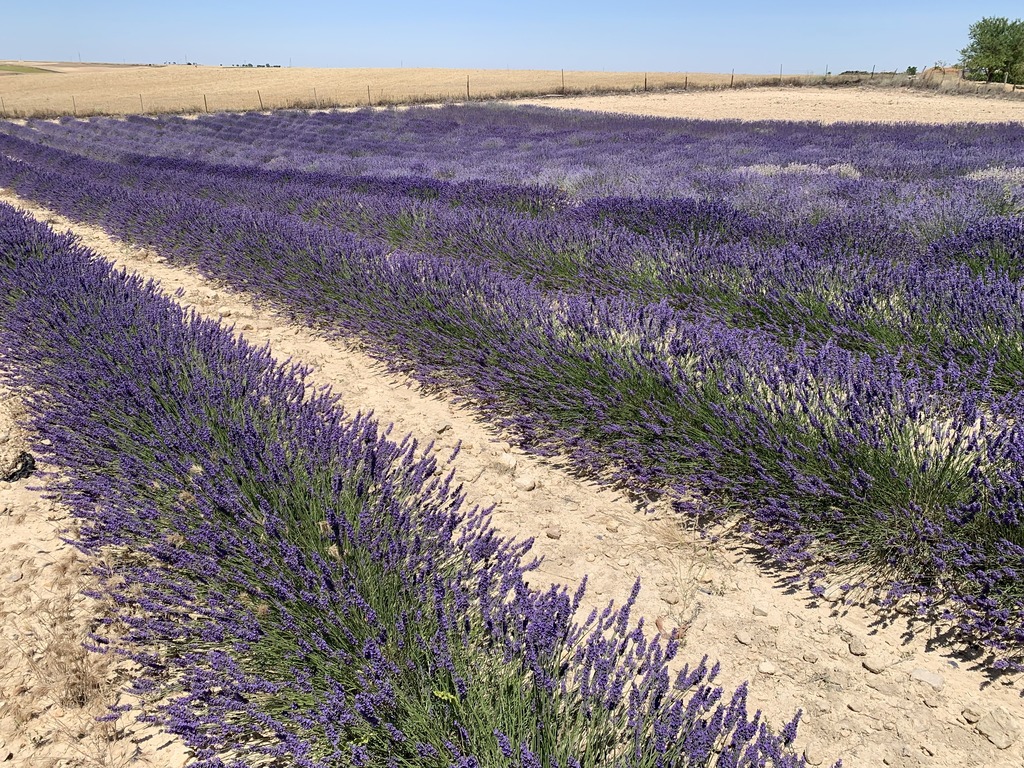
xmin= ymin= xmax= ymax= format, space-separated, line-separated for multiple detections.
xmin=0 ymin=107 xmax=1022 ymax=666
xmin=0 ymin=202 xmax=810 ymax=766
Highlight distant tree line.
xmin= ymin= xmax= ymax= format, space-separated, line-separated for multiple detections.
xmin=960 ymin=17 xmax=1024 ymax=83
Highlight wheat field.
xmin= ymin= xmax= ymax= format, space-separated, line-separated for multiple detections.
xmin=0 ymin=61 xmax=799 ymax=117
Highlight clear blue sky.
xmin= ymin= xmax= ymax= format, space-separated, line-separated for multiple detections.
xmin=5 ymin=1 xmax=1021 ymax=74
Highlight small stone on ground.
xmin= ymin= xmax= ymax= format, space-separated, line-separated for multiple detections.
xmin=513 ymin=476 xmax=537 ymax=492
xmin=976 ymin=707 xmax=1021 ymax=749
xmin=961 ymin=707 xmax=981 ymax=724
xmin=909 ymin=667 xmax=944 ymax=691
xmin=862 ymin=657 xmax=888 ymax=674
xmin=802 ymin=744 xmax=824 ymax=766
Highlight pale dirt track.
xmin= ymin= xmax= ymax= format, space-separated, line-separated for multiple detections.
xmin=513 ymin=86 xmax=1024 ymax=124
xmin=1 ymin=86 xmax=1023 ymax=767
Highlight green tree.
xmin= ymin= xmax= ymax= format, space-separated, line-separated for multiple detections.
xmin=959 ymin=16 xmax=1024 ymax=83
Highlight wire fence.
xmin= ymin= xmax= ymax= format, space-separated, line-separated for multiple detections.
xmin=1 ymin=69 xmax=1022 ymax=120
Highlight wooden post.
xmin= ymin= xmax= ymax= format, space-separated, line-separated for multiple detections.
xmin=870 ymin=65 xmax=875 ymax=79
xmin=257 ymin=90 xmax=263 ymax=110
xmin=139 ymin=94 xmax=144 ymax=112
xmin=730 ymin=69 xmax=735 ymax=87
xmin=72 ymin=95 xmax=77 ymax=116
xmin=204 ymin=94 xmax=209 ymax=113
xmin=466 ymin=75 xmax=470 ymax=99
xmin=561 ymin=68 xmax=565 ymax=94
xmin=644 ymin=74 xmax=648 ymax=92
xmin=779 ymin=64 xmax=783 ymax=85
xmin=684 ymin=75 xmax=688 ymax=90
xmin=313 ymin=87 xmax=318 ymax=106
xmin=367 ymin=84 xmax=371 ymax=105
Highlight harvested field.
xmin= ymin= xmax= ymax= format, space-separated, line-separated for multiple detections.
xmin=0 ymin=61 xmax=779 ymax=117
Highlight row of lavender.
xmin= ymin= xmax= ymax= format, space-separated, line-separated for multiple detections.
xmin=0 ymin=201 xmax=808 ymax=767
xmin=3 ymin=127 xmax=1024 ymax=392
xmin=1 ymin=109 xmax=1023 ymax=663
xmin=8 ymin=109 xmax=1024 ymax=250
xmin=7 ymin=108 xmax=1024 ymax=274
xmin=11 ymin=107 xmax=1024 ymax=186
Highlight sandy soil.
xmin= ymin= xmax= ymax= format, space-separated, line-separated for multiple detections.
xmin=1 ymin=175 xmax=1022 ymax=767
xmin=511 ymin=86 xmax=1024 ymax=124
xmin=0 ymin=384 xmax=192 ymax=768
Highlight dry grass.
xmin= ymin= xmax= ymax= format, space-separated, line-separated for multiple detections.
xmin=0 ymin=61 xmax=813 ymax=117
xmin=0 ymin=584 xmax=145 ymax=768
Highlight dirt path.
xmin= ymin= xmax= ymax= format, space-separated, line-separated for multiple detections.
xmin=1 ymin=190 xmax=1022 ymax=768
xmin=509 ymin=87 xmax=1024 ymax=123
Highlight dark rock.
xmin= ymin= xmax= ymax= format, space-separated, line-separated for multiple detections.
xmin=0 ymin=452 xmax=34 ymax=482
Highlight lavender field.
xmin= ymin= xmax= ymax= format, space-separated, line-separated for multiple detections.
xmin=1 ymin=105 xmax=1024 ymax=764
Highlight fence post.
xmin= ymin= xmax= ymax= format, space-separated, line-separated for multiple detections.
xmin=205 ymin=94 xmax=210 ymax=113
xmin=870 ymin=65 xmax=875 ymax=79
xmin=367 ymin=85 xmax=371 ymax=105
xmin=730 ymin=69 xmax=735 ymax=87
xmin=313 ymin=87 xmax=318 ymax=107
xmin=684 ymin=75 xmax=688 ymax=90
xmin=257 ymin=90 xmax=263 ymax=110
xmin=779 ymin=64 xmax=783 ymax=85
xmin=72 ymin=95 xmax=77 ymax=116
xmin=466 ymin=75 xmax=470 ymax=100
xmin=644 ymin=73 xmax=648 ymax=92
xmin=139 ymin=94 xmax=144 ymax=112
xmin=561 ymin=69 xmax=565 ymax=94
